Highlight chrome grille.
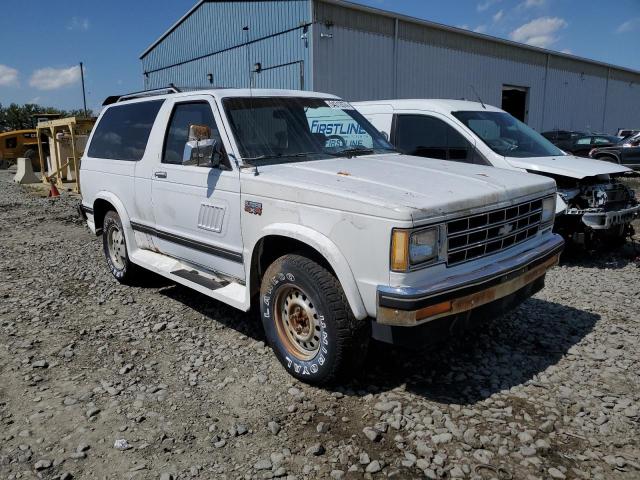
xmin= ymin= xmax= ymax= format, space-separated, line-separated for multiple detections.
xmin=446 ymin=198 xmax=544 ymax=266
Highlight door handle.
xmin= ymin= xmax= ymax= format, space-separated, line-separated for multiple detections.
xmin=154 ymin=171 xmax=167 ymax=179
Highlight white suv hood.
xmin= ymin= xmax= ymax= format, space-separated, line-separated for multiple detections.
xmin=242 ymin=154 xmax=556 ymax=223
xmin=506 ymin=154 xmax=630 ymax=179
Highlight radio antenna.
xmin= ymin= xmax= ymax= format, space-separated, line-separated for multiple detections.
xmin=470 ymin=85 xmax=486 ymax=109
xmin=242 ymin=25 xmax=259 ymax=175
xmin=243 ymin=26 xmax=252 ymax=91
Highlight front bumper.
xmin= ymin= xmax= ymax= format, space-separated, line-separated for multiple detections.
xmin=376 ymin=234 xmax=564 ymax=327
xmin=580 ymin=204 xmax=640 ymax=230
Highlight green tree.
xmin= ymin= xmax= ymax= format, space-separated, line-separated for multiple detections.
xmin=0 ymin=103 xmax=94 ymax=132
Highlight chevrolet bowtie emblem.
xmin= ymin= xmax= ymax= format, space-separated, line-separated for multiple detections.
xmin=498 ymin=223 xmax=514 ymax=236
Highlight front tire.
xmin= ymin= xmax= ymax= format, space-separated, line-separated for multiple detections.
xmin=260 ymin=254 xmax=369 ymax=384
xmin=102 ymin=210 xmax=141 ymax=284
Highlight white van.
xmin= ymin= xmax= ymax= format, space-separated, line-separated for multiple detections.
xmin=354 ymin=100 xmax=639 ymax=246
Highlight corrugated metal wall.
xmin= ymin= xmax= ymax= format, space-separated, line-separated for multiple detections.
xmin=141 ymin=0 xmax=312 ymax=90
xmin=311 ymin=1 xmax=639 ymax=133
xmin=605 ymin=70 xmax=640 ymax=132
xmin=141 ymin=0 xmax=639 ymax=133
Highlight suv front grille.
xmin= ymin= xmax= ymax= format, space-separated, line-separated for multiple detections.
xmin=446 ymin=198 xmax=543 ymax=266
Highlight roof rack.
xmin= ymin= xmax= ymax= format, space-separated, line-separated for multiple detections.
xmin=102 ymin=84 xmax=182 ymax=106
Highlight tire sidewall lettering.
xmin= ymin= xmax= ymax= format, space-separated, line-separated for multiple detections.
xmin=261 ymin=265 xmax=334 ymax=381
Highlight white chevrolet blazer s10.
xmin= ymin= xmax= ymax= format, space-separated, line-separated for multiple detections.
xmin=79 ymin=88 xmax=564 ymax=384
xmin=354 ymin=100 xmax=639 ymax=247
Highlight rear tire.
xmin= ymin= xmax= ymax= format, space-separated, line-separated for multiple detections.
xmin=102 ymin=210 xmax=142 ymax=285
xmin=260 ymin=254 xmax=369 ymax=384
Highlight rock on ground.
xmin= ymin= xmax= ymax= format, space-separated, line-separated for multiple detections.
xmin=0 ymin=169 xmax=639 ymax=479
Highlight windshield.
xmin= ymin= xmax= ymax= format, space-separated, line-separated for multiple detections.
xmin=223 ymin=97 xmax=394 ymax=164
xmin=620 ymin=132 xmax=640 ymax=144
xmin=453 ymin=111 xmax=565 ymax=158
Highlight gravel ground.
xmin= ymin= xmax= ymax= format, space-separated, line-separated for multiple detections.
xmin=1 ymin=168 xmax=639 ymax=480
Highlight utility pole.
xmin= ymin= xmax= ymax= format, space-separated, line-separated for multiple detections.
xmin=79 ymin=62 xmax=87 ymax=116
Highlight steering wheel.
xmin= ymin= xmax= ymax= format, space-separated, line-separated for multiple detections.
xmin=325 ymin=135 xmax=347 ymax=148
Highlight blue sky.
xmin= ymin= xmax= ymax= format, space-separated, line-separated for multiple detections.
xmin=1 ymin=0 xmax=638 ymax=112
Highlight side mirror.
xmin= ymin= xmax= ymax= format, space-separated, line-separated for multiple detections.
xmin=182 ymin=124 xmax=222 ymax=167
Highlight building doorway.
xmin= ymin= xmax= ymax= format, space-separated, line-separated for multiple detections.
xmin=501 ymin=85 xmax=529 ymax=123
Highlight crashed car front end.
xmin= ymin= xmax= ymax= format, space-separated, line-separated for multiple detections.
xmin=554 ymin=175 xmax=639 ymax=244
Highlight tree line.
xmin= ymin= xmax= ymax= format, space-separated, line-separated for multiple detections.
xmin=0 ymin=103 xmax=95 ymax=132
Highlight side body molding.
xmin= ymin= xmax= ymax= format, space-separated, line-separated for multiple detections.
xmin=253 ymin=223 xmax=368 ymax=320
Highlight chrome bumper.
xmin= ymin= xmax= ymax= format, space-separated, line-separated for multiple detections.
xmin=581 ymin=204 xmax=640 ymax=230
xmin=376 ymin=234 xmax=564 ymax=327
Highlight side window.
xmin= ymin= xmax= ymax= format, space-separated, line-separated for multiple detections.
xmin=88 ymin=100 xmax=163 ymax=160
xmin=163 ymin=102 xmax=225 ymax=167
xmin=5 ymin=137 xmax=17 ymax=149
xmin=446 ymin=126 xmax=473 ymax=162
xmin=394 ymin=114 xmax=475 ymax=163
xmin=575 ymin=137 xmax=591 ymax=145
xmin=394 ymin=115 xmax=447 ymax=160
xmin=593 ymin=137 xmax=610 ymax=145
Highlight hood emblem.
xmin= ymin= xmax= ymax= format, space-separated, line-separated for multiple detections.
xmin=498 ymin=223 xmax=514 ymax=236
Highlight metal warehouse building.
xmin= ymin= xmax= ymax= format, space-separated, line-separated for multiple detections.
xmin=140 ymin=0 xmax=640 ymax=133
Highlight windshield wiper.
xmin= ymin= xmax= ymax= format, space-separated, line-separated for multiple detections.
xmin=327 ymin=146 xmax=375 ymax=158
xmin=241 ymin=152 xmax=312 ymax=163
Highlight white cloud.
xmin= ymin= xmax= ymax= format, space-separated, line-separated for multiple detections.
xmin=510 ymin=17 xmax=567 ymax=48
xmin=616 ymin=17 xmax=640 ymax=33
xmin=29 ymin=65 xmax=81 ymax=91
xmin=561 ymin=49 xmax=573 ymax=54
xmin=0 ymin=64 xmax=19 ymax=87
xmin=477 ymin=0 xmax=500 ymax=12
xmin=27 ymin=96 xmax=41 ymax=104
xmin=493 ymin=9 xmax=504 ymax=22
xmin=522 ymin=0 xmax=545 ymax=7
xmin=67 ymin=16 xmax=89 ymax=31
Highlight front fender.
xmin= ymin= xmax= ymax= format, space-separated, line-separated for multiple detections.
xmin=254 ymin=224 xmax=368 ymax=320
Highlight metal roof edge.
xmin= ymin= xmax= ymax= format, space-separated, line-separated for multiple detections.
xmin=316 ymin=0 xmax=640 ymax=77
xmin=140 ymin=0 xmax=206 ymax=59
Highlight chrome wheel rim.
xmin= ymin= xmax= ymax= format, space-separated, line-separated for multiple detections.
xmin=107 ymin=225 xmax=126 ymax=270
xmin=274 ymin=285 xmax=321 ymax=360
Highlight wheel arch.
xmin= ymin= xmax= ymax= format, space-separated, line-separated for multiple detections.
xmin=594 ymin=152 xmax=621 ymax=164
xmin=92 ymin=192 xmax=135 ymax=252
xmin=249 ymin=225 xmax=368 ymax=320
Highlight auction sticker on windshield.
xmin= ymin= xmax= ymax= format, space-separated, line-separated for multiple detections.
xmin=325 ymin=100 xmax=355 ymax=110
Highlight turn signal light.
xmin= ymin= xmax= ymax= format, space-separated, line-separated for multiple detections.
xmin=390 ymin=229 xmax=409 ymax=271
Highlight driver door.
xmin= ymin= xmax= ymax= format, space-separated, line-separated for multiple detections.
xmin=151 ymin=96 xmax=244 ymax=280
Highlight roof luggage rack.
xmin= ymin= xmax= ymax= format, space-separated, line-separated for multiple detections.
xmin=102 ymin=84 xmax=182 ymax=106
xmin=101 ymin=84 xmax=230 ymax=106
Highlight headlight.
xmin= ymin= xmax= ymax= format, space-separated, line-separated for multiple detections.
xmin=391 ymin=227 xmax=439 ymax=271
xmin=541 ymin=196 xmax=555 ymax=224
xmin=410 ymin=228 xmax=439 ymax=264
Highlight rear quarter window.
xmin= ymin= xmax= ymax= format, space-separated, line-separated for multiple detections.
xmin=88 ymin=100 xmax=164 ymax=160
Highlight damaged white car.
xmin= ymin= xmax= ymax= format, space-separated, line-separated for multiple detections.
xmin=354 ymin=100 xmax=639 ymax=246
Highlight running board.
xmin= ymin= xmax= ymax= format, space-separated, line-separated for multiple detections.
xmin=128 ymin=248 xmax=249 ymax=311
xmin=172 ymin=269 xmax=228 ymax=290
